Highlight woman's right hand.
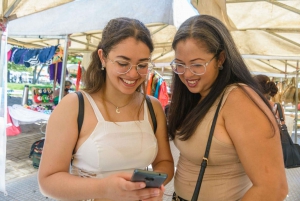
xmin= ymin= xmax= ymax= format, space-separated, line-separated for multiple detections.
xmin=101 ymin=172 xmax=162 ymax=201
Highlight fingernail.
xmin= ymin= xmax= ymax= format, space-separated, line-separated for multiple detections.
xmin=140 ymin=183 xmax=146 ymax=188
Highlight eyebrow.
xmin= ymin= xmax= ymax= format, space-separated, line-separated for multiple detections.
xmin=175 ymin=58 xmax=205 ymax=62
xmin=116 ymin=55 xmax=150 ymax=62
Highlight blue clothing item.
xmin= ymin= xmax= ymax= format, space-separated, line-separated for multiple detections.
xmin=38 ymin=45 xmax=58 ymax=63
xmin=23 ymin=49 xmax=41 ymax=67
xmin=12 ymin=49 xmax=27 ymax=64
xmin=154 ymin=77 xmax=163 ymax=98
xmin=46 ymin=45 xmax=58 ymax=61
xmin=38 ymin=47 xmax=52 ymax=63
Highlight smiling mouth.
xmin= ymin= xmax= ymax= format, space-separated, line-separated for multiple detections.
xmin=121 ymin=78 xmax=137 ymax=85
xmin=186 ymin=79 xmax=198 ymax=87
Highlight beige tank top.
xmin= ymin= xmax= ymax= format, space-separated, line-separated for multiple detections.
xmin=174 ymin=85 xmax=252 ymax=201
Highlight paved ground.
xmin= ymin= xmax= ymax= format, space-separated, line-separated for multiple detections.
xmin=1 ymin=96 xmax=300 ymax=200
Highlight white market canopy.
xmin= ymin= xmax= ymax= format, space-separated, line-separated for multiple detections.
xmin=3 ymin=0 xmax=300 ymax=75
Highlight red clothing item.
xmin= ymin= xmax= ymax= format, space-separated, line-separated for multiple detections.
xmin=158 ymin=81 xmax=169 ymax=108
xmin=6 ymin=108 xmax=21 ymax=136
xmin=76 ymin=62 xmax=82 ymax=91
xmin=146 ymin=73 xmax=154 ymax=95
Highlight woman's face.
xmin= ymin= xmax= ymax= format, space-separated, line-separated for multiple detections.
xmin=174 ymin=38 xmax=221 ymax=97
xmin=99 ymin=37 xmax=151 ymax=95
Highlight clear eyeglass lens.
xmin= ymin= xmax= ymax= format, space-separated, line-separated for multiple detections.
xmin=114 ymin=60 xmax=151 ymax=75
xmin=171 ymin=63 xmax=205 ymax=75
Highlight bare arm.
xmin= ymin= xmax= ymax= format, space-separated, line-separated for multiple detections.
xmin=38 ymin=93 xmax=159 ymax=201
xmin=223 ymin=87 xmax=288 ymax=201
xmin=148 ymin=96 xmax=174 ymax=185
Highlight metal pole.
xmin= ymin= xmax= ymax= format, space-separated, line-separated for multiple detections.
xmin=0 ymin=22 xmax=8 ymax=196
xmin=58 ymin=35 xmax=69 ymax=102
xmin=295 ymin=61 xmax=299 ymax=143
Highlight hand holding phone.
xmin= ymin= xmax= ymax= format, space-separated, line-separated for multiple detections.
xmin=131 ymin=169 xmax=167 ymax=188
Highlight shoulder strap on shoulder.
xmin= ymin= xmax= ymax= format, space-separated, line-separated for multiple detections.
xmin=145 ymin=95 xmax=157 ymax=134
xmin=75 ymin=91 xmax=84 ymax=135
xmin=275 ymin=103 xmax=285 ymax=122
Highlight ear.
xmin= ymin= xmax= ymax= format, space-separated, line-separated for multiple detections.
xmin=97 ymin=49 xmax=106 ymax=65
xmin=217 ymin=51 xmax=226 ymax=67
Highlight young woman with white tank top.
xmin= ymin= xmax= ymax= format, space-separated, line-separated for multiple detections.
xmin=38 ymin=17 xmax=174 ymax=201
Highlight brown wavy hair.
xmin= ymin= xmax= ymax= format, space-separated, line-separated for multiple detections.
xmin=82 ymin=17 xmax=154 ymax=94
xmin=253 ymin=74 xmax=278 ymax=98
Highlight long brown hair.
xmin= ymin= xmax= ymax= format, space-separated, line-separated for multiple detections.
xmin=168 ymin=15 xmax=272 ymax=140
xmin=83 ymin=17 xmax=154 ymax=94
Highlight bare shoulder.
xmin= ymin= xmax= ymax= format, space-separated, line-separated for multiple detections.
xmin=224 ymin=85 xmax=267 ymax=109
xmin=222 ymin=84 xmax=275 ymax=127
xmin=146 ymin=95 xmax=164 ymax=113
xmin=49 ymin=92 xmax=80 ymax=120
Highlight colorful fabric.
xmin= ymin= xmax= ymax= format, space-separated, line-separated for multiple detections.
xmin=158 ymin=81 xmax=169 ymax=108
xmin=52 ymin=45 xmax=64 ymax=64
xmin=146 ymin=73 xmax=154 ymax=95
xmin=151 ymin=74 xmax=159 ymax=96
xmin=154 ymin=78 xmax=163 ymax=98
xmin=49 ymin=62 xmax=63 ymax=84
xmin=76 ymin=62 xmax=82 ymax=91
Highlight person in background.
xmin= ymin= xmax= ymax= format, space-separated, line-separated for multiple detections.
xmin=253 ymin=74 xmax=285 ymax=121
xmin=38 ymin=17 xmax=174 ymax=201
xmin=168 ymin=15 xmax=287 ymax=200
xmin=53 ymin=80 xmax=72 ymax=105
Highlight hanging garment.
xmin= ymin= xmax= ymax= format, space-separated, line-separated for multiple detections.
xmin=52 ymin=45 xmax=64 ymax=63
xmin=23 ymin=49 xmax=41 ymax=67
xmin=15 ymin=49 xmax=29 ymax=65
xmin=146 ymin=73 xmax=154 ymax=95
xmin=49 ymin=62 xmax=63 ymax=84
xmin=7 ymin=49 xmax=12 ymax=61
xmin=158 ymin=81 xmax=169 ymax=108
xmin=76 ymin=62 xmax=82 ymax=91
xmin=154 ymin=78 xmax=163 ymax=98
xmin=9 ymin=47 xmax=18 ymax=62
xmin=151 ymin=74 xmax=160 ymax=96
xmin=38 ymin=45 xmax=57 ymax=64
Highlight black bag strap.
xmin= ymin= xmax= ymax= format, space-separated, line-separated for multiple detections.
xmin=76 ymin=91 xmax=84 ymax=134
xmin=191 ymin=93 xmax=225 ymax=201
xmin=275 ymin=103 xmax=285 ymax=123
xmin=72 ymin=91 xmax=84 ymax=158
xmin=145 ymin=95 xmax=157 ymax=134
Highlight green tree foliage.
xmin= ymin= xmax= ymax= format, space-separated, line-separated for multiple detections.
xmin=68 ymin=55 xmax=82 ymax=64
xmin=7 ymin=62 xmax=32 ymax=73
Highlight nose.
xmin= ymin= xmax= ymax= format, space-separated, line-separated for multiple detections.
xmin=183 ymin=66 xmax=194 ymax=77
xmin=126 ymin=65 xmax=140 ymax=76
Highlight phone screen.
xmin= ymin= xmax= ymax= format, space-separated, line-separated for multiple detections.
xmin=131 ymin=169 xmax=168 ymax=188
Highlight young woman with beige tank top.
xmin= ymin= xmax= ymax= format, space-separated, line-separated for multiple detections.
xmin=167 ymin=15 xmax=287 ymax=201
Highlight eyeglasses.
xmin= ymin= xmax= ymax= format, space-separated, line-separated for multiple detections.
xmin=107 ymin=58 xmax=154 ymax=76
xmin=170 ymin=55 xmax=216 ymax=75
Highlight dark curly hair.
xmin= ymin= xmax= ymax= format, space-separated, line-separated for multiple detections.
xmin=253 ymin=74 xmax=278 ymax=98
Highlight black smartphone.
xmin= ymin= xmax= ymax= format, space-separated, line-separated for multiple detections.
xmin=131 ymin=169 xmax=168 ymax=188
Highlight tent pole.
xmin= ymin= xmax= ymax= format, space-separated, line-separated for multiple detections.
xmin=0 ymin=21 xmax=8 ymax=196
xmin=52 ymin=63 xmax=58 ymax=93
xmin=58 ymin=35 xmax=69 ymax=103
xmin=295 ymin=61 xmax=299 ymax=143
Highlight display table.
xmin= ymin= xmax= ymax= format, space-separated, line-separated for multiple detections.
xmin=7 ymin=104 xmax=50 ymax=135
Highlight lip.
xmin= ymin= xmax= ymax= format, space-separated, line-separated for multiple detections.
xmin=185 ymin=79 xmax=199 ymax=87
xmin=120 ymin=78 xmax=138 ymax=87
